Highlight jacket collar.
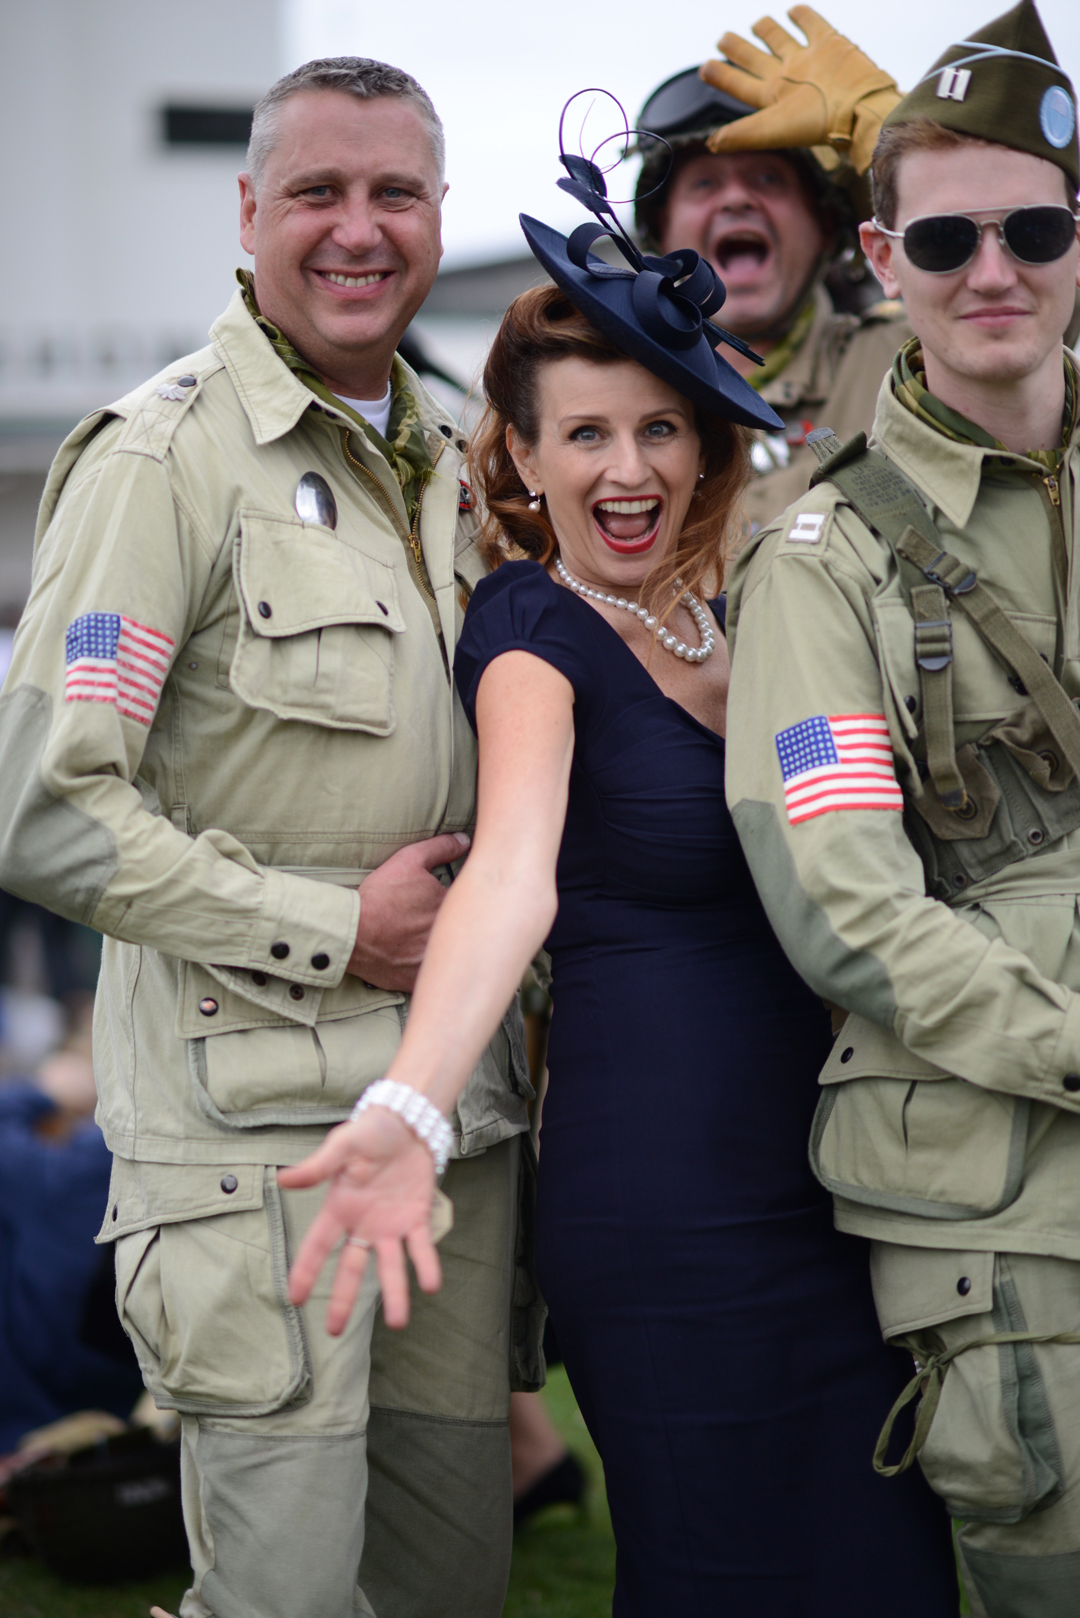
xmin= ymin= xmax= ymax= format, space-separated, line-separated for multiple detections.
xmin=210 ymin=289 xmax=317 ymax=446
xmin=210 ymin=286 xmax=456 ymax=464
xmin=756 ymin=286 xmax=835 ymax=411
xmin=872 ymin=366 xmax=1080 ymax=532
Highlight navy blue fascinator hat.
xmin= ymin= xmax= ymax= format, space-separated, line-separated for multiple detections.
xmin=519 ymin=94 xmax=784 ymax=433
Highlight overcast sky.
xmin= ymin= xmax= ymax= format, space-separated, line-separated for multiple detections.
xmin=284 ymin=0 xmax=1080 ymax=267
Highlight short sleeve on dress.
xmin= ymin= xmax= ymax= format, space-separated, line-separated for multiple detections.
xmin=454 ymin=560 xmax=589 ymax=732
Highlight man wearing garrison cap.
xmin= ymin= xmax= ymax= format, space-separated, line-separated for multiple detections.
xmin=723 ymin=4 xmax=1080 ymax=1613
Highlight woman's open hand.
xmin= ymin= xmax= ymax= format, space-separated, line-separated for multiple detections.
xmin=278 ymin=1108 xmax=442 ymax=1335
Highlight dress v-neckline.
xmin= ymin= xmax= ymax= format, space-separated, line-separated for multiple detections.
xmin=546 ymin=567 xmax=727 ymax=746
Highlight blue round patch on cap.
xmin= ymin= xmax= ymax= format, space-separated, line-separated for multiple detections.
xmin=1040 ymin=85 xmax=1075 ymax=150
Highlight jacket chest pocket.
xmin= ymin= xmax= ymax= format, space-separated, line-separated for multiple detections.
xmin=873 ymin=596 xmax=1057 ymax=729
xmin=230 ymin=510 xmax=405 ymax=733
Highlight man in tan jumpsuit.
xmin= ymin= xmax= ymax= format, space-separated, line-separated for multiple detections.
xmin=0 ymin=58 xmax=538 ymax=1618
xmin=724 ymin=3 xmax=1080 ymax=1612
xmin=634 ymin=15 xmax=911 ymax=530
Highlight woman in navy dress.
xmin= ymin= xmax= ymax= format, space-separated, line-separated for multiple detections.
xmin=284 ymin=164 xmax=957 ymax=1616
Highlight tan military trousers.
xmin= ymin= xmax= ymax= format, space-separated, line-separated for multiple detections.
xmin=872 ymin=1243 xmax=1080 ymax=1618
xmin=115 ymin=1138 xmax=522 ymax=1618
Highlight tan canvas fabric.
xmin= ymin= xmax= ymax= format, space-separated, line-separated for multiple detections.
xmin=872 ymin=1243 xmax=1080 ymax=1618
xmin=739 ymin=285 xmax=912 ymax=534
xmin=724 ymin=357 xmax=1080 ymax=1255
xmin=0 ymin=289 xmax=530 ymax=1169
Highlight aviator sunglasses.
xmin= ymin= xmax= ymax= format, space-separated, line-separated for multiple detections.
xmin=873 ymin=204 xmax=1080 ymax=274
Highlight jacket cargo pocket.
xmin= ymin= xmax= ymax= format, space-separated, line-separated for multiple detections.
xmin=230 ymin=511 xmax=404 ymax=732
xmin=873 ymin=594 xmax=1056 ymax=729
xmin=811 ymin=1015 xmax=1030 ymax=1219
xmin=189 ymin=1006 xmax=405 ymax=1128
xmin=454 ymin=1003 xmax=533 ymax=1154
xmin=113 ymin=1168 xmax=311 ymax=1418
xmin=871 ymin=1246 xmax=1064 ymax=1523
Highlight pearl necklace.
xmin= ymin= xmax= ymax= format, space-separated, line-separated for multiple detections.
xmin=554 ymin=556 xmax=716 ymax=663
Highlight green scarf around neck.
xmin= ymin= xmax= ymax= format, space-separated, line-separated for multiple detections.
xmin=892 ymin=335 xmax=1077 ymax=475
xmin=237 ymin=269 xmax=434 ymax=521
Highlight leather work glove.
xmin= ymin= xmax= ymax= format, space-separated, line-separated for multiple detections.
xmin=700 ymin=6 xmax=901 ymax=176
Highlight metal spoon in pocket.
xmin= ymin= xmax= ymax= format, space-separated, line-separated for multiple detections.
xmin=295 ymin=472 xmax=337 ymax=529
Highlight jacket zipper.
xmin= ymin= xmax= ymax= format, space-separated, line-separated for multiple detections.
xmin=342 ymin=429 xmax=437 ymax=605
xmin=1036 ymin=470 xmax=1068 ymax=607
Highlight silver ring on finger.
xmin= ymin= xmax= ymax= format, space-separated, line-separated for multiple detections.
xmin=345 ymin=1235 xmax=373 ymax=1249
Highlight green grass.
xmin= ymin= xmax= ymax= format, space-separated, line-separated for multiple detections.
xmin=0 ymin=1369 xmax=614 ymax=1618
xmin=503 ymin=1367 xmax=615 ymax=1618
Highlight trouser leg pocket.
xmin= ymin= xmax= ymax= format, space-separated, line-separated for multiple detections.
xmin=114 ymin=1169 xmax=312 ymax=1418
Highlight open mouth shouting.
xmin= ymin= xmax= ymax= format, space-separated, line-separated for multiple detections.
xmin=710 ymin=227 xmax=773 ymax=287
xmin=592 ymin=497 xmax=663 ymax=554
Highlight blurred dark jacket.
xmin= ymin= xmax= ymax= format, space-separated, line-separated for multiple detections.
xmin=0 ymin=1084 xmax=143 ymax=1451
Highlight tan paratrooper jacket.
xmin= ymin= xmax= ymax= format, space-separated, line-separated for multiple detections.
xmin=742 ymin=285 xmax=911 ymax=533
xmin=725 ymin=358 xmax=1080 ymax=1259
xmin=0 ymin=290 xmax=530 ymax=1231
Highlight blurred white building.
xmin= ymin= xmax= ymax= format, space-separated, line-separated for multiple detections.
xmin=0 ymin=0 xmax=281 ymax=606
xmin=0 ymin=0 xmax=544 ymax=616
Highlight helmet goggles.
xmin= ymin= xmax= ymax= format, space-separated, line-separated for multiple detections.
xmin=874 ymin=203 xmax=1079 ymax=274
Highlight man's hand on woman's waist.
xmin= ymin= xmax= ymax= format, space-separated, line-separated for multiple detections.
xmin=346 ymin=832 xmax=471 ymax=993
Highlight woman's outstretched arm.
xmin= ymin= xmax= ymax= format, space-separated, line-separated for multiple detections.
xmin=279 ymin=649 xmax=575 ymax=1333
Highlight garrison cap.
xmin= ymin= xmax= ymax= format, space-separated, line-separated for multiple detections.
xmin=882 ymin=0 xmax=1078 ymax=191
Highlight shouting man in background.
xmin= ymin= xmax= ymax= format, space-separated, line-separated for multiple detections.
xmin=634 ymin=8 xmax=910 ymax=529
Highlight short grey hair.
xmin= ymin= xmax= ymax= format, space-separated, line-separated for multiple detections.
xmin=246 ymin=58 xmax=445 ymax=189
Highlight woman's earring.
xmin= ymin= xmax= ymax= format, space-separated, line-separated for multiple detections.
xmin=528 ymin=490 xmax=542 ymax=512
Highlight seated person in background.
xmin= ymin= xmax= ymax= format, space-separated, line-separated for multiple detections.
xmin=0 ymin=1035 xmax=143 ymax=1453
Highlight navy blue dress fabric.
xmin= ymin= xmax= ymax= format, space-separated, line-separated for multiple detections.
xmin=455 ymin=561 xmax=956 ymax=1618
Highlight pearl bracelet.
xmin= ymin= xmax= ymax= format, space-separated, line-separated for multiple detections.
xmin=351 ymin=1079 xmax=454 ymax=1177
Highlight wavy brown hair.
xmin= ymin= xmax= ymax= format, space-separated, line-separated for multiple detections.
xmin=468 ymin=285 xmax=751 ymax=618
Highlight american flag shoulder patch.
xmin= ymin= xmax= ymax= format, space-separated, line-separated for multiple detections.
xmin=65 ymin=612 xmax=175 ymax=726
xmin=775 ymin=713 xmax=902 ymax=825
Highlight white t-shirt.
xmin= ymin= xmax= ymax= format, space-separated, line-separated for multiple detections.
xmin=336 ymin=383 xmax=393 ymax=441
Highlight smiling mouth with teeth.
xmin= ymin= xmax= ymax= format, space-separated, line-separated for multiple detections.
xmin=320 ymin=271 xmax=391 ymax=289
xmin=592 ymin=497 xmax=663 ymax=553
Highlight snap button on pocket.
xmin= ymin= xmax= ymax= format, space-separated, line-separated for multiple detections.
xmin=258 ymin=601 xmax=272 ymax=619
xmin=271 ymin=942 xmax=290 ymax=960
xmin=957 ymin=1275 xmax=972 ymax=1295
xmin=1064 ymin=1074 xmax=1080 ymax=1092
xmin=289 ymin=985 xmax=306 ymax=1001
xmin=840 ymin=1046 xmax=854 ymax=1063
xmin=311 ymin=953 xmax=330 ymax=970
xmin=199 ymin=998 xmax=219 ymax=1016
xmin=1028 ymin=829 xmax=1045 ymax=845
xmin=112 ymin=1204 xmax=118 ymax=1221
xmin=376 ymin=601 xmax=388 ymax=616
xmin=250 ymin=970 xmax=268 ymax=986
xmin=220 ymin=1175 xmax=238 ymax=1194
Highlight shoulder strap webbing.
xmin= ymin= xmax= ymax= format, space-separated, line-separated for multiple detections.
xmin=896 ymin=523 xmax=1080 ymax=785
xmin=806 ymin=428 xmax=1080 ymax=800
xmin=807 ymin=429 xmax=967 ymax=806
